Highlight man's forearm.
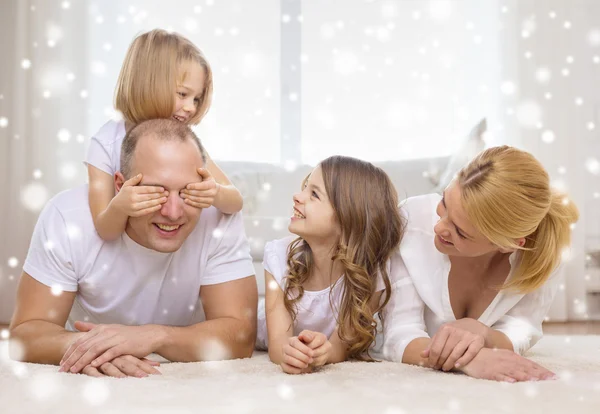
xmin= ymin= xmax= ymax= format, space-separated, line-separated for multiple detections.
xmin=10 ymin=320 xmax=82 ymax=365
xmin=152 ymin=316 xmax=256 ymax=362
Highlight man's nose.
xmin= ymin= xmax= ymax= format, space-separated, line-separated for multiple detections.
xmin=160 ymin=193 xmax=184 ymax=222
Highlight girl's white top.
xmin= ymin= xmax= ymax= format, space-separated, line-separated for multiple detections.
xmin=256 ymin=236 xmax=389 ymax=350
xmin=85 ymin=119 xmax=126 ymax=175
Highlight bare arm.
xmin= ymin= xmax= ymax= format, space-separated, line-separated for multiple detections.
xmin=9 ymin=272 xmax=81 ymax=364
xmin=205 ymin=155 xmax=244 ymax=214
xmin=88 ymin=165 xmax=128 ymax=241
xmin=153 ymin=275 xmax=257 ymax=362
xmin=264 ymin=270 xmax=294 ymax=364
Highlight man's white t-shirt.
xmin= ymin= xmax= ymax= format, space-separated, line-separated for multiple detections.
xmin=23 ymin=184 xmax=255 ymax=331
xmin=85 ymin=119 xmax=126 ymax=175
xmin=381 ymin=194 xmax=562 ymax=361
xmin=256 ymin=236 xmax=388 ymax=350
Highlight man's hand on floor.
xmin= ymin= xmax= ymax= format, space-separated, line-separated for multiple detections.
xmin=59 ymin=321 xmax=164 ymax=373
xmin=79 ymin=355 xmax=161 ymax=378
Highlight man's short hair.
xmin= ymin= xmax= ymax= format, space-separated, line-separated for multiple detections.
xmin=120 ymin=119 xmax=207 ymax=179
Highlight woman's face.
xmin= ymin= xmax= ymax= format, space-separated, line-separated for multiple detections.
xmin=433 ymin=182 xmax=503 ymax=257
xmin=288 ymin=165 xmax=340 ymax=245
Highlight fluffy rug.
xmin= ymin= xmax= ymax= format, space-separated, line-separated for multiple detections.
xmin=0 ymin=335 xmax=599 ymax=414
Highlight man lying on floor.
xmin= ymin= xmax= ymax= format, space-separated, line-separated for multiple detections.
xmin=9 ymin=119 xmax=257 ymax=378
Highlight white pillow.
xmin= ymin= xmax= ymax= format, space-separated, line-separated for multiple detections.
xmin=434 ymin=118 xmax=487 ymax=193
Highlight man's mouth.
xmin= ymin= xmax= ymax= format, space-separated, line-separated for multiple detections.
xmin=154 ymin=223 xmax=181 ymax=233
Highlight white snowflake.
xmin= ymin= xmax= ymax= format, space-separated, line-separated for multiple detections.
xmin=516 ymin=101 xmax=542 ymax=129
xmin=7 ymin=257 xmax=18 ymax=268
xmin=82 ymin=380 xmax=110 ymax=406
xmin=535 ymin=67 xmax=551 ymax=83
xmin=585 ymin=158 xmax=600 ymax=175
xmin=0 ymin=117 xmax=8 ymax=128
xmin=500 ymin=81 xmax=516 ymax=95
xmin=57 ymin=128 xmax=71 ymax=142
xmin=51 ymin=284 xmax=63 ymax=297
xmin=277 ymin=383 xmax=295 ymax=400
xmin=21 ymin=59 xmax=31 ymax=69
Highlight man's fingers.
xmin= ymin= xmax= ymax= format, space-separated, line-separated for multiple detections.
xmin=124 ymin=355 xmax=161 ymax=375
xmin=98 ymin=362 xmax=127 ymax=378
xmin=112 ymin=356 xmax=149 ymax=378
xmin=70 ymin=336 xmax=121 ymax=373
xmin=81 ymin=365 xmax=105 ymax=378
xmin=60 ymin=330 xmax=103 ymax=371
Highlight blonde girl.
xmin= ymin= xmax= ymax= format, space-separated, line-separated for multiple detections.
xmin=86 ymin=29 xmax=242 ymax=241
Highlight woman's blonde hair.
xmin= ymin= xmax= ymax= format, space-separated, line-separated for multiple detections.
xmin=457 ymin=145 xmax=579 ymax=293
xmin=284 ymin=156 xmax=405 ymax=360
xmin=114 ymin=29 xmax=213 ymax=125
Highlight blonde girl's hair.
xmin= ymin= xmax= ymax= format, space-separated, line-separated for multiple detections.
xmin=457 ymin=145 xmax=579 ymax=293
xmin=114 ymin=29 xmax=213 ymax=125
xmin=284 ymin=156 xmax=405 ymax=360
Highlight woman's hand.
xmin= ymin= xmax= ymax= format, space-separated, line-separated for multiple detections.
xmin=459 ymin=347 xmax=556 ymax=382
xmin=421 ymin=319 xmax=487 ymax=371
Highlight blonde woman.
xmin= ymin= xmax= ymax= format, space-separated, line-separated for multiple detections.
xmin=257 ymin=156 xmax=405 ymax=374
xmin=86 ymin=29 xmax=243 ymax=241
xmin=382 ymin=146 xmax=579 ymax=382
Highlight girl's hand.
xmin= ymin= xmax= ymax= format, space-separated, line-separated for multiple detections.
xmin=298 ymin=330 xmax=332 ymax=368
xmin=180 ymin=168 xmax=220 ymax=209
xmin=280 ymin=336 xmax=314 ymax=374
xmin=421 ymin=320 xmax=486 ymax=371
xmin=112 ymin=174 xmax=168 ymax=217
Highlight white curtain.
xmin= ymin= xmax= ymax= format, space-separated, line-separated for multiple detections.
xmin=1 ymin=0 xmax=598 ymax=323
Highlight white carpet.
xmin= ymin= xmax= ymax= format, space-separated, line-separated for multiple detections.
xmin=1 ymin=335 xmax=599 ymax=414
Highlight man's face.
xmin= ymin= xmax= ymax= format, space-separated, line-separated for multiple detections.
xmin=117 ymin=136 xmax=204 ymax=253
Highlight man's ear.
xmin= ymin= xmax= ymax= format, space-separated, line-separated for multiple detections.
xmin=115 ymin=172 xmax=125 ymax=194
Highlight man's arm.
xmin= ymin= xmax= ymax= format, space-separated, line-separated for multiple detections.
xmin=9 ymin=272 xmax=80 ymax=364
xmin=154 ymin=275 xmax=257 ymax=361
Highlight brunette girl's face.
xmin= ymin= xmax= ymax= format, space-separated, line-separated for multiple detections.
xmin=289 ymin=166 xmax=340 ymax=244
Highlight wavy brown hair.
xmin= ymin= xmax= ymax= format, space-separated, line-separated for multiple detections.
xmin=283 ymin=156 xmax=405 ymax=360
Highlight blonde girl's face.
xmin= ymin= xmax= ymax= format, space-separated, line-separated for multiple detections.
xmin=289 ymin=166 xmax=340 ymax=244
xmin=172 ymin=60 xmax=206 ymax=124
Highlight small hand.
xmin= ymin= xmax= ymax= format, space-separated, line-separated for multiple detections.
xmin=280 ymin=335 xmax=314 ymax=374
xmin=179 ymin=168 xmax=220 ymax=209
xmin=298 ymin=330 xmax=332 ymax=368
xmin=113 ymin=173 xmax=168 ymax=217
